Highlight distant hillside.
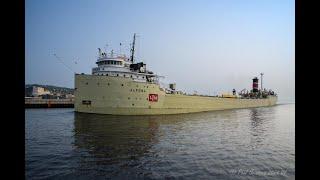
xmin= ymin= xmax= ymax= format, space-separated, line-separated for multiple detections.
xmin=25 ymin=84 xmax=74 ymax=94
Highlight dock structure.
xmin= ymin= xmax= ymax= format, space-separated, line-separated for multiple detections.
xmin=25 ymin=98 xmax=74 ymax=108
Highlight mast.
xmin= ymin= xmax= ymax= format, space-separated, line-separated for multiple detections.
xmin=130 ymin=33 xmax=136 ymax=63
xmin=260 ymin=73 xmax=264 ymax=90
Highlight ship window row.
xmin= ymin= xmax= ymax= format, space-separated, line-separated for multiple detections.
xmin=95 ymin=73 xmax=146 ymax=79
xmin=99 ymin=61 xmax=123 ymax=65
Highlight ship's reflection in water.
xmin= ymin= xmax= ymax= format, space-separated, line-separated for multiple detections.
xmin=72 ymin=112 xmax=217 ymax=178
xmin=247 ymin=108 xmax=276 ymax=150
xmin=26 ymin=104 xmax=295 ymax=179
xmin=73 ymin=113 xmax=161 ymax=166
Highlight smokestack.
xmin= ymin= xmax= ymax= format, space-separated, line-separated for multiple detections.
xmin=252 ymin=77 xmax=259 ymax=93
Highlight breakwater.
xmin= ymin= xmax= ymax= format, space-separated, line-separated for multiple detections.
xmin=25 ymin=98 xmax=74 ymax=108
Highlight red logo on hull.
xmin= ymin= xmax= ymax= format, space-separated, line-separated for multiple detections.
xmin=149 ymin=94 xmax=158 ymax=102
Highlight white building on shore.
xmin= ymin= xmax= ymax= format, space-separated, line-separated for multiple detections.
xmin=31 ymin=86 xmax=50 ymax=96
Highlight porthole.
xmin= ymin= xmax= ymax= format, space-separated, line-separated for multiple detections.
xmin=132 ymin=103 xmax=135 ymax=106
xmin=121 ymin=84 xmax=124 ymax=86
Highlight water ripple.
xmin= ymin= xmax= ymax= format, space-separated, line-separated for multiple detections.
xmin=26 ymin=104 xmax=295 ymax=179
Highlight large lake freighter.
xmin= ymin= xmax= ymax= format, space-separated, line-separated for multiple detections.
xmin=75 ymin=34 xmax=277 ymax=115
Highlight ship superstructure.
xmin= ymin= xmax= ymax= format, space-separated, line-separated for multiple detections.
xmin=74 ymin=34 xmax=277 ymax=115
xmin=92 ymin=34 xmax=160 ymax=84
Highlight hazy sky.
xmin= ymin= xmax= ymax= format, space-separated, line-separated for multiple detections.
xmin=26 ymin=0 xmax=294 ymax=103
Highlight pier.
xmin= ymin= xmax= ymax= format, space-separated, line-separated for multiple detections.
xmin=25 ymin=98 xmax=74 ymax=108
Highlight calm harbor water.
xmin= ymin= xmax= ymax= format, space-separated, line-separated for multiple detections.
xmin=26 ymin=104 xmax=295 ymax=179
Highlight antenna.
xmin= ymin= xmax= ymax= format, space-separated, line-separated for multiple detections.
xmin=98 ymin=48 xmax=102 ymax=57
xmin=130 ymin=33 xmax=136 ymax=63
xmin=53 ymin=53 xmax=75 ymax=73
xmin=260 ymin=73 xmax=264 ymax=90
xmin=103 ymin=44 xmax=108 ymax=56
